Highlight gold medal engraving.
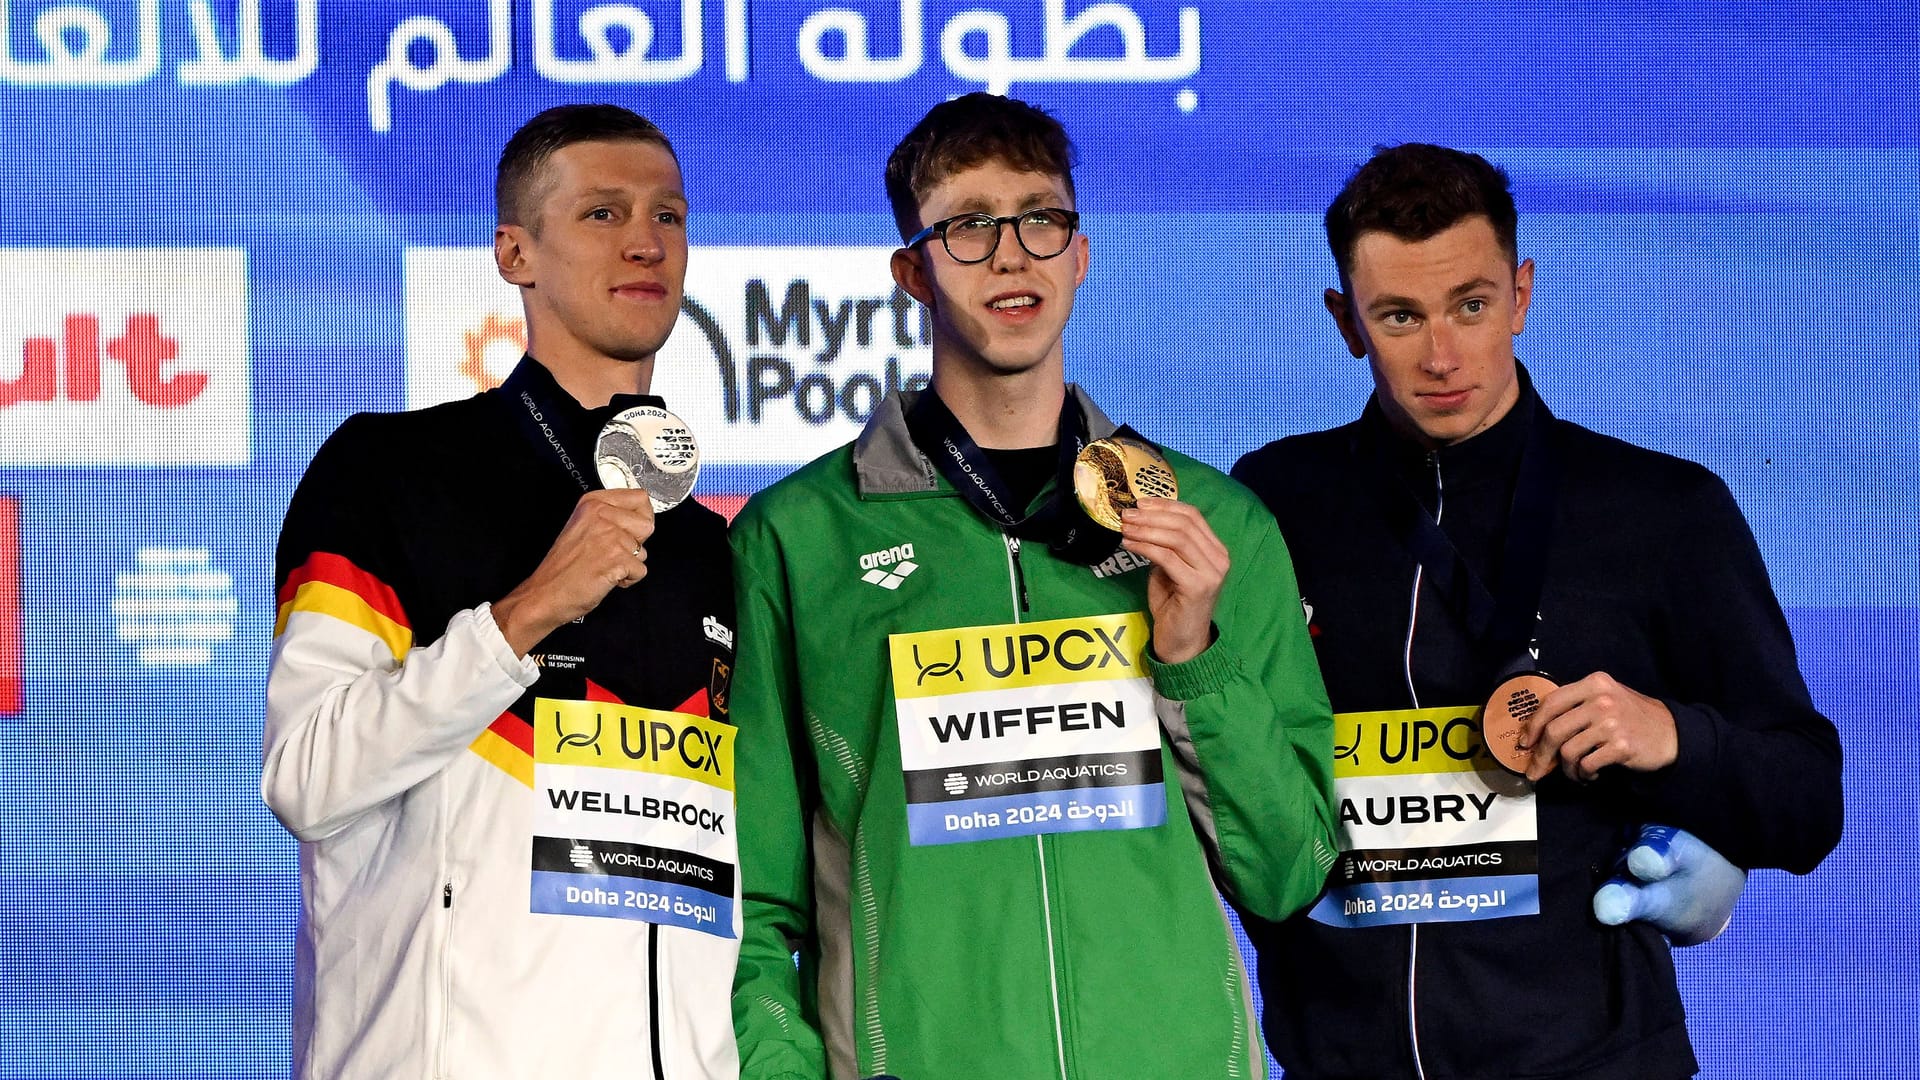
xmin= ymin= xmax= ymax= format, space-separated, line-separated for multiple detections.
xmin=1073 ymin=436 xmax=1178 ymax=532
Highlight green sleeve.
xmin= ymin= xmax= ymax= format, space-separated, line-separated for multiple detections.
xmin=1148 ymin=515 xmax=1339 ymax=922
xmin=729 ymin=514 xmax=828 ymax=1080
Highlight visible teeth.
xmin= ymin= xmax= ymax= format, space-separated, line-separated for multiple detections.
xmin=990 ymin=296 xmax=1037 ymax=310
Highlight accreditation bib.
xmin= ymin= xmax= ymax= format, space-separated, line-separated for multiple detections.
xmin=890 ymin=612 xmax=1167 ymax=845
xmin=1309 ymin=705 xmax=1539 ymax=927
xmin=528 ymin=697 xmax=737 ymax=938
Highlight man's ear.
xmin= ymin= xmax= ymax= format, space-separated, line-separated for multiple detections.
xmin=1511 ymin=257 xmax=1535 ymax=336
xmin=1324 ymin=287 xmax=1367 ymax=359
xmin=496 ymin=225 xmax=534 ymax=287
xmin=891 ymin=246 xmax=933 ymax=308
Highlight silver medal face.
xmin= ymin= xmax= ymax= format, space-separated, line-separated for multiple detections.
xmin=595 ymin=405 xmax=700 ymax=511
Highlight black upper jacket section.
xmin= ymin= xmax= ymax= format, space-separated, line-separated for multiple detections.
xmin=275 ymin=356 xmax=734 ymax=718
xmin=1230 ymin=368 xmax=1842 ymax=1080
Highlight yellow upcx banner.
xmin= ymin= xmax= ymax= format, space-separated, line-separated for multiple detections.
xmin=534 ymin=698 xmax=736 ymax=791
xmin=889 ymin=612 xmax=1150 ymax=698
xmin=1331 ymin=706 xmax=1489 ymax=779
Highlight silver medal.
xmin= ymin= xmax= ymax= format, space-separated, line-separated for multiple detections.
xmin=595 ymin=404 xmax=700 ymax=511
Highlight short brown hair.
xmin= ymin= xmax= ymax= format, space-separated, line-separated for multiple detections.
xmin=496 ymin=104 xmax=677 ymax=231
xmin=1325 ymin=143 xmax=1518 ymax=287
xmin=884 ymin=93 xmax=1077 ymax=241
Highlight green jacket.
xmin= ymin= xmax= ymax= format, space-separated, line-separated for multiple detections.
xmin=730 ymin=387 xmax=1336 ymax=1080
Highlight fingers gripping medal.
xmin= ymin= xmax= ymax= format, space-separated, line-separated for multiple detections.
xmin=1483 ymin=672 xmax=1559 ymax=775
xmin=595 ymin=405 xmax=700 ymax=512
xmin=1072 ymin=435 xmax=1179 ymax=531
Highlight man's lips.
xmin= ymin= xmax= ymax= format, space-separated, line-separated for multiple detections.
xmin=1420 ymin=388 xmax=1473 ymax=409
xmin=613 ymin=281 xmax=668 ymax=299
xmin=987 ymin=292 xmax=1040 ymax=312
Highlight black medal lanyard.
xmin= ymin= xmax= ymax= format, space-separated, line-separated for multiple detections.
xmin=905 ymin=389 xmax=1120 ymax=566
xmin=1366 ymin=393 xmax=1562 ymax=686
xmin=503 ymin=363 xmax=597 ymax=494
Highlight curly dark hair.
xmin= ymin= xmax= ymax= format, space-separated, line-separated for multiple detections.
xmin=885 ymin=93 xmax=1078 ymax=242
xmin=1325 ymin=143 xmax=1517 ymax=287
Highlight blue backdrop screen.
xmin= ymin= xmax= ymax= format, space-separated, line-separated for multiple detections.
xmin=1 ymin=0 xmax=1914 ymax=1075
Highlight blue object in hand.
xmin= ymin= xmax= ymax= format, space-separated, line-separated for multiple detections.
xmin=1592 ymin=824 xmax=1747 ymax=946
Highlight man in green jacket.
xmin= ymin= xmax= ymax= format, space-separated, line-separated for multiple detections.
xmin=729 ymin=93 xmax=1337 ymax=1080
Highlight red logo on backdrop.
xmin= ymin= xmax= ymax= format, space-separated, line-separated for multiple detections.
xmin=1 ymin=497 xmax=19 ymax=715
xmin=1 ymin=314 xmax=205 ymax=408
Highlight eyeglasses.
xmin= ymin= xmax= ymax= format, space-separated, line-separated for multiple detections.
xmin=906 ymin=207 xmax=1081 ymax=264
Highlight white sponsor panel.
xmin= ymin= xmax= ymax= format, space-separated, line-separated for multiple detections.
xmin=403 ymin=245 xmax=931 ymax=465
xmin=0 ymin=248 xmax=250 ymax=465
xmin=1334 ymin=771 xmax=1537 ymax=851
xmin=897 ymin=679 xmax=1161 ymax=770
xmin=534 ymin=762 xmax=736 ymax=864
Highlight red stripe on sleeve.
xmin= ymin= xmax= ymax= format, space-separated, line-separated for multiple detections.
xmin=277 ymin=551 xmax=410 ymax=629
xmin=487 ymin=709 xmax=534 ymax=756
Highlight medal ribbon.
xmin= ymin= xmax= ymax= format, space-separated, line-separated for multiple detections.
xmin=905 ymin=388 xmax=1120 ymax=565
xmin=1362 ymin=384 xmax=1561 ymax=685
xmin=501 ymin=357 xmax=665 ymax=496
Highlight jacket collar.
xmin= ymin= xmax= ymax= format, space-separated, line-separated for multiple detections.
xmin=1360 ymin=361 xmax=1544 ymax=491
xmin=852 ymin=383 xmax=1119 ymax=497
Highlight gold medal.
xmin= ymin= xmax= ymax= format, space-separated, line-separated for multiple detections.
xmin=595 ymin=405 xmax=700 ymax=511
xmin=1482 ymin=672 xmax=1558 ymax=775
xmin=1073 ymin=435 xmax=1178 ymax=532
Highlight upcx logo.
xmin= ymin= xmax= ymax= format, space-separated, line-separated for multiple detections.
xmin=1 ymin=496 xmax=18 ymax=714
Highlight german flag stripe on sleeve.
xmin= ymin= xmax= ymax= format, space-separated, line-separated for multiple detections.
xmin=472 ymin=709 xmax=534 ymax=787
xmin=274 ymin=551 xmax=412 ymax=658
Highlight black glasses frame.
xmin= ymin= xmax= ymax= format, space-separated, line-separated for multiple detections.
xmin=905 ymin=208 xmax=1082 ymax=264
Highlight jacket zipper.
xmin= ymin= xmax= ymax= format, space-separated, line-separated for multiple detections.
xmin=1007 ymin=534 xmax=1031 ymax=613
xmin=1405 ymin=452 xmax=1443 ymax=1080
xmin=1005 ymin=533 xmax=1067 ymax=1080
xmin=436 ymin=782 xmax=455 ymax=1079
xmin=649 ymin=923 xmax=667 ymax=1080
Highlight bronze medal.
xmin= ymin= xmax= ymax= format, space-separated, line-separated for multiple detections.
xmin=1073 ymin=435 xmax=1179 ymax=532
xmin=595 ymin=405 xmax=700 ymax=512
xmin=1482 ymin=672 xmax=1558 ymax=775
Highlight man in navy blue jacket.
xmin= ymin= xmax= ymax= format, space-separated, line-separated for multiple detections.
xmin=1232 ymin=143 xmax=1842 ymax=1080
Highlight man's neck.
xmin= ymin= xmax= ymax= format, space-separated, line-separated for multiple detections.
xmin=931 ymin=365 xmax=1066 ymax=449
xmin=532 ymin=347 xmax=653 ymax=410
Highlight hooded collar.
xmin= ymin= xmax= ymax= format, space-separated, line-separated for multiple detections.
xmin=852 ymin=383 xmax=1119 ymax=497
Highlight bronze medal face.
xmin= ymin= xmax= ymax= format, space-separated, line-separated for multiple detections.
xmin=1483 ymin=673 xmax=1558 ymax=775
xmin=1073 ymin=435 xmax=1179 ymax=532
xmin=595 ymin=405 xmax=700 ymax=512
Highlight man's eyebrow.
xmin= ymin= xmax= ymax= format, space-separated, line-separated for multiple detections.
xmin=1365 ymin=292 xmax=1421 ymax=314
xmin=1364 ymin=278 xmax=1500 ymax=314
xmin=570 ymin=185 xmax=688 ymax=203
xmin=947 ymin=190 xmax=1064 ymax=215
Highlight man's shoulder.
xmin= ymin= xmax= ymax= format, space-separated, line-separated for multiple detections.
xmin=1158 ymin=447 xmax=1283 ymax=542
xmin=313 ymin=393 xmax=500 ymax=466
xmin=1239 ymin=424 xmax=1353 ymax=465
xmin=731 ymin=443 xmax=858 ymax=537
xmin=1228 ymin=420 xmax=1361 ymax=503
xmin=1552 ymin=418 xmax=1728 ymax=500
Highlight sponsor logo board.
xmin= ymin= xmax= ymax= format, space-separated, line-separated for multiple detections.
xmin=1 ymin=249 xmax=250 ymax=465
xmin=404 ymin=246 xmax=930 ymax=465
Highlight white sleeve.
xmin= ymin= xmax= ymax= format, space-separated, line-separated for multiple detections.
xmin=262 ymin=600 xmax=537 ymax=842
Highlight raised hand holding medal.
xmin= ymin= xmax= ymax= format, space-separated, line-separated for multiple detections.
xmin=1073 ymin=433 xmax=1227 ymax=665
